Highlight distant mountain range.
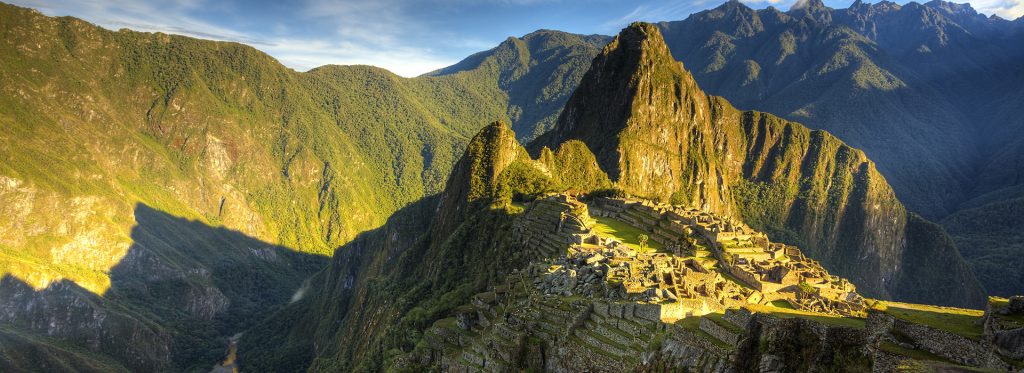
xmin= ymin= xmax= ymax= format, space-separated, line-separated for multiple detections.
xmin=0 ymin=0 xmax=1021 ymax=371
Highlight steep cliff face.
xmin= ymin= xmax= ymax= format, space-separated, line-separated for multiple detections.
xmin=533 ymin=23 xmax=982 ymax=307
xmin=533 ymin=23 xmax=733 ymax=214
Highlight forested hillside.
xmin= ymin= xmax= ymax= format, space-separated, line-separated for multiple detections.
xmin=0 ymin=3 xmax=598 ymax=370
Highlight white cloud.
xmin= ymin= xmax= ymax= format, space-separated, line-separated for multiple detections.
xmin=10 ymin=0 xmax=1024 ymax=78
xmin=968 ymin=0 xmax=1024 ymax=19
xmin=604 ymin=0 xmax=717 ymax=31
xmin=10 ymin=0 xmax=464 ymax=77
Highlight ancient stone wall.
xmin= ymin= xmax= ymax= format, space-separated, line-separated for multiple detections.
xmin=867 ymin=311 xmax=1008 ymax=369
xmin=699 ymin=318 xmax=742 ymax=346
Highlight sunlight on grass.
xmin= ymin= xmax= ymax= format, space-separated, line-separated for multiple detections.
xmin=869 ymin=300 xmax=984 ymax=339
xmin=0 ymin=246 xmax=112 ymax=294
xmin=590 ymin=215 xmax=664 ymax=252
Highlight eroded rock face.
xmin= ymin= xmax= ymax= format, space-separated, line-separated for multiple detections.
xmin=0 ymin=278 xmax=173 ymax=372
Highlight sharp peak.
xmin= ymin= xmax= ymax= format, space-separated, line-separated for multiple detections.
xmin=471 ymin=121 xmax=518 ymax=143
xmin=715 ymin=0 xmax=754 ymax=11
xmin=615 ymin=22 xmax=671 ymax=48
xmin=603 ymin=22 xmax=679 ymax=66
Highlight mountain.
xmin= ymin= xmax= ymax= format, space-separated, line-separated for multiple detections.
xmin=430 ymin=1 xmax=1024 ymax=296
xmin=531 ymin=21 xmax=982 ymax=307
xmin=0 ymin=2 xmax=591 ymax=370
xmin=0 ymin=0 xmax=1017 ymax=370
xmin=652 ymin=0 xmax=1024 ymax=296
xmin=241 ymin=22 xmax=991 ymax=372
xmin=655 ymin=0 xmax=1024 ymax=220
xmin=427 ymin=30 xmax=610 ymax=140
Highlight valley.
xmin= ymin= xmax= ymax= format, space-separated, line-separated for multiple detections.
xmin=0 ymin=0 xmax=1021 ymax=371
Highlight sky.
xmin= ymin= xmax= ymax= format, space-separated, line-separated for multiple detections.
xmin=10 ymin=0 xmax=1024 ymax=77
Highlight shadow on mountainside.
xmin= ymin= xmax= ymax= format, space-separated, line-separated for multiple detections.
xmin=238 ymin=194 xmax=445 ymax=372
xmin=0 ymin=203 xmax=328 ymax=372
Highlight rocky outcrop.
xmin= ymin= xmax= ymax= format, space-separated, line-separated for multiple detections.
xmin=0 ymin=277 xmax=172 ymax=372
xmin=432 ymin=121 xmax=529 ymax=241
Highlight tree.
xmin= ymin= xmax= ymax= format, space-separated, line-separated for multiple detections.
xmin=638 ymin=234 xmax=649 ymax=251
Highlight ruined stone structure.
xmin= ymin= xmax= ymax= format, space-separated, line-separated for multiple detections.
xmin=582 ymin=197 xmax=866 ymax=317
xmin=393 ymin=194 xmax=1024 ymax=372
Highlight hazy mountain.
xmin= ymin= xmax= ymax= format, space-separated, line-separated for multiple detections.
xmin=427 ymin=30 xmax=610 ymax=140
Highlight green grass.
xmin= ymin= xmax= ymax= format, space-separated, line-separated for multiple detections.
xmin=878 ymin=342 xmax=1004 ymax=373
xmin=988 ymin=297 xmax=1024 ymax=326
xmin=870 ymin=301 xmax=984 ymax=340
xmin=704 ymin=312 xmax=744 ymax=333
xmin=877 ymin=341 xmax=952 ymax=363
xmin=590 ymin=215 xmax=665 ymax=252
xmin=770 ymin=300 xmax=796 ymax=309
xmin=675 ymin=316 xmax=733 ymax=349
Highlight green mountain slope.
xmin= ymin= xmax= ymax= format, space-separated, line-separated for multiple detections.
xmin=0 ymin=2 xmax=514 ymax=370
xmin=242 ymin=23 xmax=989 ymax=372
xmin=0 ymin=3 xmax=613 ymax=369
xmin=428 ymin=30 xmax=610 ymax=141
xmin=655 ymin=0 xmax=1024 ymax=220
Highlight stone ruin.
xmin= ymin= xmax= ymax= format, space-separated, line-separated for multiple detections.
xmin=398 ymin=193 xmax=1024 ymax=372
xmin=527 ymin=195 xmax=865 ymax=318
xmin=983 ymin=296 xmax=1024 ymax=361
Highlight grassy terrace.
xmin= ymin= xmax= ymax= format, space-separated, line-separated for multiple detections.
xmin=878 ymin=340 xmax=950 ymax=362
xmin=590 ymin=215 xmax=665 ymax=252
xmin=745 ymin=304 xmax=867 ymax=328
xmin=869 ymin=300 xmax=984 ymax=340
xmin=704 ymin=312 xmax=744 ymax=333
xmin=878 ymin=341 xmax=1006 ymax=373
xmin=675 ymin=316 xmax=733 ymax=349
xmin=990 ymin=297 xmax=1024 ymax=327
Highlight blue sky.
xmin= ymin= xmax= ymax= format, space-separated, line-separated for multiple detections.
xmin=10 ymin=0 xmax=1024 ymax=77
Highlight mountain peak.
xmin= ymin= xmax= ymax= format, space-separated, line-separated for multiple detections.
xmin=789 ymin=0 xmax=832 ymax=22
xmin=790 ymin=0 xmax=826 ymax=11
xmin=924 ymin=0 xmax=979 ymax=16
xmin=532 ymin=22 xmax=723 ymax=207
xmin=531 ymin=22 xmax=695 ymax=170
xmin=433 ymin=121 xmax=525 ymax=239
